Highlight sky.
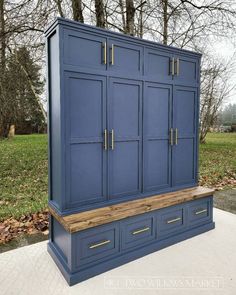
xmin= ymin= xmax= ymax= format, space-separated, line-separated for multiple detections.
xmin=211 ymin=39 xmax=236 ymax=106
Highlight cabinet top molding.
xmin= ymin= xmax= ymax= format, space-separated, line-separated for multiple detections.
xmin=50 ymin=186 xmax=214 ymax=233
xmin=44 ymin=17 xmax=202 ymax=59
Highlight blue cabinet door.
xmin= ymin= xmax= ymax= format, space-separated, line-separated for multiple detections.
xmin=107 ymin=39 xmax=143 ymax=76
xmin=143 ymin=83 xmax=172 ymax=192
xmin=65 ymin=72 xmax=107 ymax=207
xmin=144 ymin=48 xmax=173 ymax=83
xmin=173 ymin=55 xmax=199 ymax=86
xmin=63 ymin=29 xmax=107 ymax=71
xmin=108 ymin=78 xmax=142 ymax=199
xmin=172 ymin=86 xmax=197 ymax=187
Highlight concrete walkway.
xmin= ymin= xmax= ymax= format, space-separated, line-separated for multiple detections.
xmin=0 ymin=208 xmax=235 ymax=295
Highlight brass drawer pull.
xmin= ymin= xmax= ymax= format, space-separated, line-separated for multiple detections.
xmin=170 ymin=57 xmax=175 ymax=76
xmin=175 ymin=58 xmax=180 ymax=76
xmin=169 ymin=128 xmax=173 ymax=146
xmin=89 ymin=239 xmax=111 ymax=249
xmin=132 ymin=227 xmax=150 ymax=235
xmin=102 ymin=42 xmax=107 ymax=64
xmin=111 ymin=129 xmax=114 ymax=150
xmin=110 ymin=44 xmax=114 ymax=65
xmin=104 ymin=129 xmax=108 ymax=150
xmin=167 ymin=217 xmax=181 ymax=224
xmin=195 ymin=209 xmax=207 ymax=215
xmin=175 ymin=128 xmax=178 ymax=145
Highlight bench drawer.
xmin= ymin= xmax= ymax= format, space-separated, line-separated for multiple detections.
xmin=158 ymin=206 xmax=186 ymax=237
xmin=188 ymin=197 xmax=212 ymax=225
xmin=121 ymin=213 xmax=155 ymax=250
xmin=75 ymin=223 xmax=119 ymax=267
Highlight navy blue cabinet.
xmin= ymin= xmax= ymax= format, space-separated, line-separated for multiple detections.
xmin=46 ymin=19 xmax=214 ymax=286
xmin=46 ymin=18 xmax=201 ymax=215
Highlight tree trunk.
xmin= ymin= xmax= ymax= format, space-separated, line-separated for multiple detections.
xmin=119 ymin=0 xmax=126 ymax=32
xmin=126 ymin=0 xmax=135 ymax=35
xmin=71 ymin=0 xmax=84 ymax=22
xmin=162 ymin=0 xmax=168 ymax=44
xmin=55 ymin=0 xmax=64 ymax=17
xmin=0 ymin=0 xmax=7 ymax=138
xmin=95 ymin=0 xmax=105 ymax=28
xmin=0 ymin=0 xmax=5 ymax=72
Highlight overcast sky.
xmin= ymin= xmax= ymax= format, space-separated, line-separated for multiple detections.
xmin=212 ymin=39 xmax=236 ymax=106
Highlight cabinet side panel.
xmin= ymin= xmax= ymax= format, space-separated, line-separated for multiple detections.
xmin=47 ymin=31 xmax=62 ymax=209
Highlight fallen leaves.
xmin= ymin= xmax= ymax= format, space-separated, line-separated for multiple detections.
xmin=0 ymin=210 xmax=49 ymax=244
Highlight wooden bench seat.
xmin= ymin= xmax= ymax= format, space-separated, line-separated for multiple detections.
xmin=49 ymin=186 xmax=215 ymax=233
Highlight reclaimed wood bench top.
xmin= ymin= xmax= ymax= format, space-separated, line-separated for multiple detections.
xmin=49 ymin=186 xmax=215 ymax=233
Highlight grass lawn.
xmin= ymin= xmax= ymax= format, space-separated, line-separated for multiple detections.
xmin=0 ymin=134 xmax=48 ymax=220
xmin=0 ymin=132 xmax=235 ymax=221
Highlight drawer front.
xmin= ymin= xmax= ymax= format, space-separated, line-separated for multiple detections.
xmin=188 ymin=197 xmax=212 ymax=225
xmin=158 ymin=206 xmax=185 ymax=237
xmin=75 ymin=223 xmax=119 ymax=266
xmin=121 ymin=213 xmax=155 ymax=250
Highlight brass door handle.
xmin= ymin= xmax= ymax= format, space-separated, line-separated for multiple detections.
xmin=175 ymin=58 xmax=179 ymax=76
xmin=167 ymin=217 xmax=181 ymax=224
xmin=169 ymin=128 xmax=174 ymax=146
xmin=132 ymin=227 xmax=150 ymax=235
xmin=111 ymin=129 xmax=114 ymax=150
xmin=110 ymin=44 xmax=114 ymax=65
xmin=175 ymin=128 xmax=178 ymax=145
xmin=102 ymin=42 xmax=107 ymax=65
xmin=195 ymin=209 xmax=207 ymax=215
xmin=89 ymin=239 xmax=111 ymax=249
xmin=104 ymin=129 xmax=108 ymax=150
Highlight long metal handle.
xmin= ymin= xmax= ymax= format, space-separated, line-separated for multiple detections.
xmin=132 ymin=227 xmax=150 ymax=235
xmin=195 ymin=209 xmax=207 ymax=215
xmin=111 ymin=129 xmax=114 ymax=150
xmin=89 ymin=239 xmax=111 ymax=249
xmin=169 ymin=128 xmax=174 ymax=146
xmin=170 ymin=57 xmax=175 ymax=76
xmin=104 ymin=129 xmax=108 ymax=150
xmin=175 ymin=128 xmax=178 ymax=145
xmin=167 ymin=217 xmax=181 ymax=224
xmin=110 ymin=44 xmax=114 ymax=65
xmin=175 ymin=58 xmax=180 ymax=76
xmin=102 ymin=42 xmax=107 ymax=64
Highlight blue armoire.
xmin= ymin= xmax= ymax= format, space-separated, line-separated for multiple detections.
xmin=45 ymin=18 xmax=215 ymax=286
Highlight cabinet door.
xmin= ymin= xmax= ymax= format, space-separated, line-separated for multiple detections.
xmin=108 ymin=39 xmax=143 ymax=76
xmin=172 ymin=86 xmax=197 ymax=187
xmin=63 ymin=29 xmax=107 ymax=71
xmin=65 ymin=73 xmax=107 ymax=207
xmin=143 ymin=83 xmax=172 ymax=192
xmin=108 ymin=78 xmax=142 ymax=199
xmin=144 ymin=48 xmax=173 ymax=83
xmin=174 ymin=55 xmax=199 ymax=86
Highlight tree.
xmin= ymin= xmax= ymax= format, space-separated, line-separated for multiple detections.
xmin=95 ymin=0 xmax=105 ymax=28
xmin=199 ymin=55 xmax=235 ymax=143
xmin=2 ymin=46 xmax=45 ymax=136
xmin=72 ymin=0 xmax=84 ymax=22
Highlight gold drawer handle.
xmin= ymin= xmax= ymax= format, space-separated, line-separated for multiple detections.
xmin=169 ymin=128 xmax=173 ymax=146
xmin=195 ymin=209 xmax=207 ymax=215
xmin=89 ymin=239 xmax=111 ymax=249
xmin=102 ymin=42 xmax=107 ymax=65
xmin=167 ymin=217 xmax=181 ymax=224
xmin=132 ymin=227 xmax=150 ymax=235
xmin=104 ymin=129 xmax=108 ymax=150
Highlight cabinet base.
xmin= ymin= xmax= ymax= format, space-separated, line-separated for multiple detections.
xmin=48 ymin=221 xmax=215 ymax=286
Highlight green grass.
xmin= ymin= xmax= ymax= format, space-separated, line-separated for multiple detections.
xmin=199 ymin=133 xmax=236 ymax=188
xmin=0 ymin=134 xmax=48 ymax=220
xmin=0 ymin=132 xmax=235 ymax=220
